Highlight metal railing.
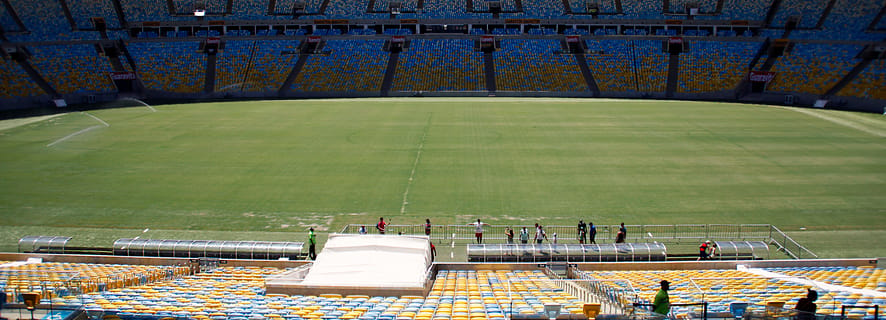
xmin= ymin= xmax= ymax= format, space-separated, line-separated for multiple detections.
xmin=632 ymin=302 xmax=709 ymax=320
xmin=341 ymin=224 xmax=812 ymax=259
xmin=568 ymin=267 xmax=642 ymax=314
xmin=768 ymin=226 xmax=818 ymax=259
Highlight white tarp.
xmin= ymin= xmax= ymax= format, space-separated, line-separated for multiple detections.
xmin=299 ymin=234 xmax=431 ymax=288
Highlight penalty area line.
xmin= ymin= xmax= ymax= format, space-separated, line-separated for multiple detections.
xmin=47 ymin=125 xmax=104 ymax=147
xmin=46 ymin=112 xmax=111 ymax=147
xmin=400 ymin=113 xmax=433 ymax=215
xmin=83 ymin=112 xmax=110 ymax=127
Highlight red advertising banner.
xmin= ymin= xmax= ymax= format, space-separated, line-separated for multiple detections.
xmin=392 ymin=36 xmax=405 ymax=43
xmin=748 ymin=71 xmax=776 ymax=82
xmin=206 ymin=37 xmax=221 ymax=44
xmin=566 ymin=36 xmax=580 ymax=43
xmin=668 ymin=37 xmax=683 ymax=44
xmin=307 ymin=36 xmax=321 ymax=43
xmin=481 ymin=36 xmax=494 ymax=43
xmin=109 ymin=72 xmax=137 ymax=80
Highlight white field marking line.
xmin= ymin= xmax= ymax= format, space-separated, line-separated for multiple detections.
xmin=83 ymin=112 xmax=110 ymax=127
xmin=401 ymin=113 xmax=433 ymax=215
xmin=46 ymin=112 xmax=110 ymax=147
xmin=0 ymin=114 xmax=63 ymax=131
xmin=776 ymin=106 xmax=886 ymax=138
xmin=738 ymin=265 xmax=886 ymax=298
xmin=47 ymin=125 xmax=104 ymax=147
xmin=119 ymin=97 xmax=157 ymax=112
xmin=835 ymin=109 xmax=886 ymax=128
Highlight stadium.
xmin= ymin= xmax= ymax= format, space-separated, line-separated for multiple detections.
xmin=1 ymin=0 xmax=886 ymax=320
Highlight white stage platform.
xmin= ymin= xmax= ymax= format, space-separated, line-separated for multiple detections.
xmin=265 ymin=234 xmax=434 ymax=296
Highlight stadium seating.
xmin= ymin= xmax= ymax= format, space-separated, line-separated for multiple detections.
xmin=422 ymin=0 xmax=475 ymax=19
xmin=667 ymin=0 xmax=718 ymax=14
xmin=119 ymin=0 xmax=182 ymax=22
xmin=0 ymin=59 xmax=45 ymax=98
xmin=215 ymin=40 xmax=254 ymax=93
xmin=839 ymin=59 xmax=886 ymax=100
xmin=68 ymin=0 xmax=122 ymax=29
xmin=693 ymin=0 xmax=770 ymax=21
xmin=494 ymin=39 xmax=587 ymax=92
xmin=27 ymin=44 xmax=117 ymax=95
xmin=513 ymin=0 xmax=565 ymax=19
xmin=576 ymin=268 xmax=886 ymax=318
xmin=677 ymin=41 xmax=762 ymax=93
xmin=5 ymin=0 xmax=103 ymax=41
xmin=0 ymin=0 xmax=884 ymax=104
xmin=4 ymin=259 xmax=886 ymax=320
xmin=770 ymin=0 xmax=829 ymax=29
xmin=766 ymin=43 xmax=863 ymax=95
xmin=0 ymin=262 xmax=189 ymax=305
xmin=128 ymin=41 xmax=207 ymax=93
xmin=240 ymin=40 xmax=302 ymax=92
xmin=324 ymin=0 xmax=387 ymax=19
xmin=392 ymin=39 xmax=485 ymax=92
xmin=633 ymin=40 xmax=668 ymax=93
xmin=789 ymin=0 xmax=884 ymax=41
xmin=764 ymin=266 xmax=886 ymax=292
xmin=584 ymin=40 xmax=637 ymax=93
xmin=290 ymin=40 xmax=387 ymax=92
xmin=172 ymin=0 xmax=227 ymax=15
xmin=618 ymin=0 xmax=663 ymax=20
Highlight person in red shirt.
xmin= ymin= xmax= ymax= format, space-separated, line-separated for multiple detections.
xmin=698 ymin=240 xmax=711 ymax=260
xmin=376 ymin=217 xmax=387 ymax=234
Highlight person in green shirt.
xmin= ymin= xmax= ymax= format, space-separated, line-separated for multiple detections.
xmin=308 ymin=227 xmax=317 ymax=260
xmin=652 ymin=280 xmax=670 ymax=316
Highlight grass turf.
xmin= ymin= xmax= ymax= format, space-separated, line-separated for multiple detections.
xmin=0 ymin=98 xmax=884 ymax=257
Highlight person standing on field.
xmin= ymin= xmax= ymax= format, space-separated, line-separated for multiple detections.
xmin=425 ymin=218 xmax=432 ymax=236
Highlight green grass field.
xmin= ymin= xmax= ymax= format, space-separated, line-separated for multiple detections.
xmin=0 ymin=98 xmax=884 ymax=258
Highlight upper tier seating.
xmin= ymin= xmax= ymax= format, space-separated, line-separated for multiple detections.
xmin=769 ymin=0 xmax=830 ymax=29
xmin=789 ymin=0 xmax=885 ymax=41
xmin=4 ymin=0 xmax=102 ymax=41
xmin=68 ymin=0 xmax=123 ymax=29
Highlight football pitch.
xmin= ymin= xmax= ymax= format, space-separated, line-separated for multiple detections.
xmin=0 ymin=98 xmax=884 ymax=258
